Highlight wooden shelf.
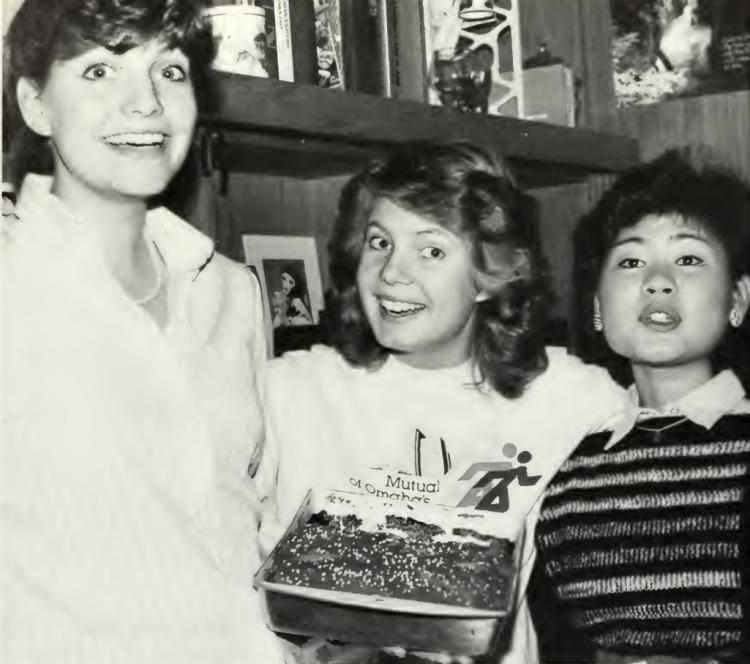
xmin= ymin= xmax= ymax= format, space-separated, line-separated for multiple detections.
xmin=200 ymin=72 xmax=640 ymax=187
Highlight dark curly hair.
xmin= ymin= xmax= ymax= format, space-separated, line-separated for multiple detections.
xmin=280 ymin=263 xmax=312 ymax=319
xmin=327 ymin=141 xmax=552 ymax=399
xmin=3 ymin=0 xmax=215 ymax=202
xmin=281 ymin=263 xmax=308 ymax=301
xmin=571 ymin=146 xmax=750 ymax=389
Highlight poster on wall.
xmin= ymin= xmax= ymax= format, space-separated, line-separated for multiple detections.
xmin=611 ymin=0 xmax=750 ymax=107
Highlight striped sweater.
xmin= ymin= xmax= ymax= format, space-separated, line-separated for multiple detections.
xmin=534 ymin=414 xmax=750 ymax=661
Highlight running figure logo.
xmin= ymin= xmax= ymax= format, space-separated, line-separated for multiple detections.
xmin=456 ymin=443 xmax=542 ymax=512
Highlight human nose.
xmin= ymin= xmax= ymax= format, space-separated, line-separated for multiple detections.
xmin=120 ymin=73 xmax=163 ymax=117
xmin=643 ymin=264 xmax=676 ymax=295
xmin=380 ymin=247 xmax=412 ymax=285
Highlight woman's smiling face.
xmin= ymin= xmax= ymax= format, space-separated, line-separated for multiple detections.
xmin=595 ymin=213 xmax=735 ymax=374
xmin=22 ymin=37 xmax=197 ymax=202
xmin=356 ymin=197 xmax=481 ymax=369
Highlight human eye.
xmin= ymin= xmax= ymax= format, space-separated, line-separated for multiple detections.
xmin=419 ymin=246 xmax=446 ymax=260
xmin=82 ymin=63 xmax=115 ymax=80
xmin=366 ymin=234 xmax=391 ymax=252
xmin=676 ymin=254 xmax=705 ymax=267
xmin=616 ymin=257 xmax=645 ymax=269
xmin=161 ymin=63 xmax=188 ymax=82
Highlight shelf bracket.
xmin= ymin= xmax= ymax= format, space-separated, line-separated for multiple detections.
xmin=198 ymin=127 xmax=230 ymax=195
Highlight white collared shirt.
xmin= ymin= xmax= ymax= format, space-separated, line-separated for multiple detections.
xmin=1 ymin=175 xmax=285 ymax=662
xmin=605 ymin=369 xmax=750 ymax=449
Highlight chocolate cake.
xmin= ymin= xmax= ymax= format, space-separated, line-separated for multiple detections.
xmin=265 ymin=496 xmax=514 ymax=611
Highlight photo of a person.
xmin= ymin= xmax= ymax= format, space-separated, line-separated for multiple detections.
xmin=263 ymin=260 xmax=314 ymax=328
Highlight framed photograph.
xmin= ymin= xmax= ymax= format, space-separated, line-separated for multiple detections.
xmin=610 ymin=0 xmax=750 ymax=108
xmin=242 ymin=234 xmax=324 ymax=357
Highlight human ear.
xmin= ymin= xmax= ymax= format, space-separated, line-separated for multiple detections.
xmin=16 ymin=77 xmax=51 ymax=138
xmin=729 ymin=274 xmax=750 ymax=327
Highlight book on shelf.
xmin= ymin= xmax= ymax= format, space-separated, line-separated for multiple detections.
xmin=313 ymin=0 xmax=345 ymax=89
xmin=377 ymin=0 xmax=429 ymax=102
xmin=255 ymin=0 xmax=291 ymax=81
xmin=314 ymin=0 xmax=429 ymax=101
xmin=255 ymin=0 xmax=316 ymax=83
xmin=269 ymin=0 xmax=317 ymax=85
xmin=287 ymin=0 xmax=318 ymax=85
xmin=339 ymin=0 xmax=383 ymax=95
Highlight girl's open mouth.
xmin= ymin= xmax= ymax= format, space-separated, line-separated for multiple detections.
xmin=378 ymin=298 xmax=426 ymax=318
xmin=638 ymin=306 xmax=681 ymax=331
xmin=104 ymin=132 xmax=167 ymax=150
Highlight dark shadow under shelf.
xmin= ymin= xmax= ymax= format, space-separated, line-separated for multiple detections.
xmin=200 ymin=73 xmax=640 ymax=187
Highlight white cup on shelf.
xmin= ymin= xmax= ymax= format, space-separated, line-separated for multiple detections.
xmin=205 ymin=3 xmax=269 ymax=78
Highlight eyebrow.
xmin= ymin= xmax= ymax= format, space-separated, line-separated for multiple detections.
xmin=364 ymin=221 xmax=391 ymax=238
xmin=611 ymin=232 xmax=714 ymax=248
xmin=671 ymin=232 xmax=713 ymax=245
xmin=416 ymin=228 xmax=450 ymax=238
xmin=611 ymin=237 xmax=643 ymax=248
xmin=366 ymin=221 xmax=449 ymax=240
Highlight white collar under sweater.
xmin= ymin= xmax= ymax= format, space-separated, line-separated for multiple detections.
xmin=13 ymin=173 xmax=214 ymax=276
xmin=605 ymin=369 xmax=750 ymax=449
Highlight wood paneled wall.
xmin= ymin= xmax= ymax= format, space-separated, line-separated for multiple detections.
xmin=534 ymin=175 xmax=616 ymax=318
xmin=616 ymin=91 xmax=750 ymax=181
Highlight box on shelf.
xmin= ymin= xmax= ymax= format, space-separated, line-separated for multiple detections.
xmin=280 ymin=0 xmax=317 ymax=85
xmin=255 ymin=481 xmax=517 ymax=658
xmin=512 ymin=64 xmax=577 ymax=127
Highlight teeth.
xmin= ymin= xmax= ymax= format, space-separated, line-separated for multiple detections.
xmin=648 ymin=311 xmax=672 ymax=323
xmin=105 ymin=132 xmax=165 ymax=146
xmin=380 ymin=299 xmax=425 ymax=314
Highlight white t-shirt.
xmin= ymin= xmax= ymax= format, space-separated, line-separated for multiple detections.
xmin=1 ymin=175 xmax=285 ymax=663
xmin=260 ymin=345 xmax=624 ymax=544
xmin=257 ymin=344 xmax=626 ymax=662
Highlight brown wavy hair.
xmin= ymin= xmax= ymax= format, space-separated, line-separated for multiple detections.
xmin=3 ymin=0 xmax=215 ymax=208
xmin=327 ymin=142 xmax=552 ymax=399
xmin=571 ymin=146 xmax=750 ymax=389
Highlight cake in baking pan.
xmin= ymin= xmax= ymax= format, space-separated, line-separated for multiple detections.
xmin=264 ymin=491 xmax=515 ymax=611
